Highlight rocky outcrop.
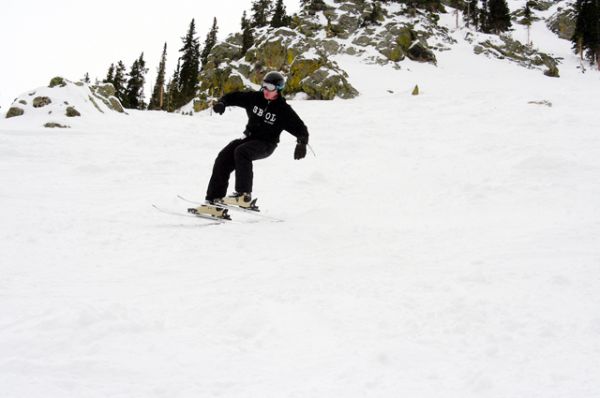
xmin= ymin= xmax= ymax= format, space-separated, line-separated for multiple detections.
xmin=194 ymin=0 xmax=441 ymax=105
xmin=547 ymin=6 xmax=577 ymax=40
xmin=470 ymin=34 xmax=560 ymax=77
xmin=4 ymin=77 xmax=125 ymax=125
xmin=90 ymin=83 xmax=125 ymax=113
xmin=300 ymin=68 xmax=359 ymax=100
xmin=196 ymin=25 xmax=360 ymax=105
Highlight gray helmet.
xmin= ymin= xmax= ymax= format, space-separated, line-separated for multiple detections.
xmin=262 ymin=71 xmax=285 ymax=92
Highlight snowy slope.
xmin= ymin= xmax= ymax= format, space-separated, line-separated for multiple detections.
xmin=1 ymin=11 xmax=600 ymax=398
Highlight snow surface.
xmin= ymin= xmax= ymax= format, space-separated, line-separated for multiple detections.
xmin=1 ymin=14 xmax=600 ymax=398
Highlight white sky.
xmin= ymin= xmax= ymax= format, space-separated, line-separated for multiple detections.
xmin=0 ymin=0 xmax=300 ymax=110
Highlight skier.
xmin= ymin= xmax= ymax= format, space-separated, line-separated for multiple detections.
xmin=202 ymin=71 xmax=309 ymax=213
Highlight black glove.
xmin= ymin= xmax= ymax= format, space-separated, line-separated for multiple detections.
xmin=294 ymin=143 xmax=307 ymax=160
xmin=213 ymin=101 xmax=225 ymax=115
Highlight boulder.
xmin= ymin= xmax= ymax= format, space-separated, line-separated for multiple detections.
xmin=90 ymin=83 xmax=125 ymax=113
xmin=44 ymin=122 xmax=69 ymax=128
xmin=6 ymin=107 xmax=25 ymax=118
xmin=353 ymin=34 xmax=377 ymax=47
xmin=49 ymin=76 xmax=67 ymax=88
xmin=209 ymin=41 xmax=242 ymax=63
xmin=475 ymin=36 xmax=561 ymax=77
xmin=199 ymin=65 xmax=248 ymax=97
xmin=66 ymin=106 xmax=81 ymax=117
xmin=547 ymin=7 xmax=577 ymax=40
xmin=287 ymin=56 xmax=324 ymax=93
xmin=92 ymin=83 xmax=116 ymax=98
xmin=329 ymin=14 xmax=362 ymax=39
xmin=407 ymin=41 xmax=437 ymax=64
xmin=33 ymin=96 xmax=52 ymax=108
xmin=528 ymin=0 xmax=554 ymax=11
xmin=300 ymin=68 xmax=359 ymax=100
xmin=544 ymin=64 xmax=560 ymax=78
xmin=378 ymin=44 xmax=406 ymax=62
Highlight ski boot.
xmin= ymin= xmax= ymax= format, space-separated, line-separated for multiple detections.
xmin=188 ymin=201 xmax=231 ymax=220
xmin=222 ymin=192 xmax=259 ymax=210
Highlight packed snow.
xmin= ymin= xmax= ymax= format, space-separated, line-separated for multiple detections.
xmin=1 ymin=11 xmax=600 ymax=398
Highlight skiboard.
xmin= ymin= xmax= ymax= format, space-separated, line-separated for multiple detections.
xmin=177 ymin=195 xmax=284 ymax=222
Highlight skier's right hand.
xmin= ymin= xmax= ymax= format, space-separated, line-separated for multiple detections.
xmin=213 ymin=102 xmax=225 ymax=115
xmin=294 ymin=143 xmax=307 ymax=160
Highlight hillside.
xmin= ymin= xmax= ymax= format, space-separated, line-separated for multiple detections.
xmin=1 ymin=1 xmax=600 ymax=397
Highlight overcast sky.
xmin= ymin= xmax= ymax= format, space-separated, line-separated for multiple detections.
xmin=0 ymin=0 xmax=301 ymax=110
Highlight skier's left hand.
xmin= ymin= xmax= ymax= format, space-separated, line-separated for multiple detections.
xmin=294 ymin=143 xmax=307 ymax=160
xmin=213 ymin=102 xmax=225 ymax=115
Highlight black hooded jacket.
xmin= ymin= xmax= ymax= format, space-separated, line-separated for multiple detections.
xmin=219 ymin=91 xmax=309 ymax=145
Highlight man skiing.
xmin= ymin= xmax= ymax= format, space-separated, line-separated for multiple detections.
xmin=201 ymin=71 xmax=309 ymax=214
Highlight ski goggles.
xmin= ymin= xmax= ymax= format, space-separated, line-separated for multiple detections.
xmin=262 ymin=82 xmax=283 ymax=92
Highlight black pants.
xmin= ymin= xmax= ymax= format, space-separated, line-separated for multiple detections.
xmin=206 ymin=138 xmax=277 ymax=200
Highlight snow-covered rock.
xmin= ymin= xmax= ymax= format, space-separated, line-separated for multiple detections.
xmin=4 ymin=77 xmax=125 ymax=128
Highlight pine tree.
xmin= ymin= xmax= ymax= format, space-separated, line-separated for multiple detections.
xmin=241 ymin=11 xmax=255 ymax=56
xmin=571 ymin=0 xmax=600 ymax=69
xmin=178 ymin=19 xmax=201 ymax=108
xmin=166 ymin=59 xmax=181 ymax=112
xmin=487 ymin=0 xmax=512 ymax=34
xmin=251 ymin=0 xmax=272 ymax=27
xmin=104 ymin=63 xmax=115 ymax=84
xmin=522 ymin=1 xmax=533 ymax=45
xmin=479 ymin=0 xmax=488 ymax=32
xmin=113 ymin=61 xmax=127 ymax=104
xmin=201 ymin=17 xmax=219 ymax=67
xmin=271 ymin=0 xmax=290 ymax=27
xmin=465 ymin=0 xmax=479 ymax=29
xmin=83 ymin=73 xmax=91 ymax=84
xmin=148 ymin=43 xmax=168 ymax=111
xmin=124 ymin=52 xmax=149 ymax=110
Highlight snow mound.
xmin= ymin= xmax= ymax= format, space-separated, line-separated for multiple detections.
xmin=4 ymin=77 xmax=125 ymax=129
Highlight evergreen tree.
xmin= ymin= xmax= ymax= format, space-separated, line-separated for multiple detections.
xmin=83 ymin=73 xmax=91 ymax=84
xmin=241 ymin=11 xmax=255 ymax=56
xmin=104 ymin=63 xmax=115 ymax=84
xmin=522 ymin=1 xmax=533 ymax=45
xmin=201 ymin=17 xmax=219 ymax=67
xmin=479 ymin=0 xmax=488 ymax=32
xmin=148 ymin=43 xmax=168 ymax=111
xmin=166 ymin=59 xmax=181 ymax=112
xmin=177 ymin=19 xmax=201 ymax=108
xmin=571 ymin=0 xmax=600 ymax=69
xmin=487 ymin=0 xmax=512 ymax=34
xmin=465 ymin=0 xmax=479 ymax=28
xmin=113 ymin=61 xmax=127 ymax=104
xmin=251 ymin=0 xmax=272 ymax=27
xmin=271 ymin=0 xmax=291 ymax=27
xmin=124 ymin=52 xmax=149 ymax=110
